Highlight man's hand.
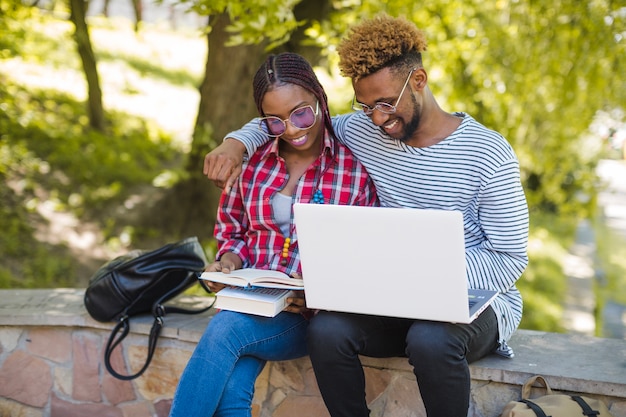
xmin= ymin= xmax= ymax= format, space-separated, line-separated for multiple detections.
xmin=284 ymin=290 xmax=311 ymax=314
xmin=283 ymin=272 xmax=311 ymax=314
xmin=203 ymin=138 xmax=246 ymax=192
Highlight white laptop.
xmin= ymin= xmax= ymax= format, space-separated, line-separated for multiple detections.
xmin=292 ymin=204 xmax=497 ymax=324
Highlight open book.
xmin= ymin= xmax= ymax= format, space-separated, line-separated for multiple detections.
xmin=200 ymin=269 xmax=303 ymax=317
xmin=199 ymin=268 xmax=304 ymax=290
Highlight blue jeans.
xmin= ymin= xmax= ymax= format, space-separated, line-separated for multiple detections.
xmin=169 ymin=310 xmax=309 ymax=417
xmin=306 ymin=308 xmax=498 ymax=417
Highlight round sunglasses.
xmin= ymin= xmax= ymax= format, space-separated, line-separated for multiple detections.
xmin=259 ymin=101 xmax=319 ymax=137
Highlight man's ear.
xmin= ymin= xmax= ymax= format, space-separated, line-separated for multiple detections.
xmin=413 ymin=68 xmax=428 ymax=90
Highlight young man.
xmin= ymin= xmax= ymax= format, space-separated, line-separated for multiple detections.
xmin=203 ymin=15 xmax=529 ymax=417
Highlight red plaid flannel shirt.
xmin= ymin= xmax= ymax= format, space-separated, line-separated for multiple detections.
xmin=214 ymin=132 xmax=378 ymax=275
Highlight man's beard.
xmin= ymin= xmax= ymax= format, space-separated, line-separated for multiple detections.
xmin=378 ymin=94 xmax=421 ymax=143
xmin=397 ymin=94 xmax=421 ymax=143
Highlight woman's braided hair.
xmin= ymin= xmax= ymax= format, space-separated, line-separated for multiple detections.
xmin=252 ymin=52 xmax=337 ymax=141
xmin=337 ymin=14 xmax=428 ymax=81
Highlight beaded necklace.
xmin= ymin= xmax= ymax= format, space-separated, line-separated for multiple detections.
xmin=280 ymin=189 xmax=325 ymax=266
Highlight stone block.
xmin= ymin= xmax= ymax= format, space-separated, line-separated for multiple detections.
xmin=363 ymin=365 xmax=395 ymax=403
xmin=470 ymin=381 xmax=519 ymax=417
xmin=102 ymin=345 xmax=135 ymax=404
xmin=26 ymin=328 xmax=72 ymax=363
xmin=53 ymin=366 xmax=73 ymax=397
xmin=0 ymin=327 xmax=23 ymax=353
xmin=302 ymin=364 xmax=322 ymax=396
xmin=71 ymin=332 xmax=101 ymax=402
xmin=120 ymin=402 xmax=152 ymax=417
xmin=50 ymin=394 xmax=122 ymax=417
xmin=271 ymin=395 xmax=329 ymax=417
xmin=0 ymin=398 xmax=43 ymax=417
xmin=154 ymin=398 xmax=172 ymax=417
xmin=253 ymin=363 xmax=270 ymax=411
xmin=609 ymin=399 xmax=626 ymax=417
xmin=102 ymin=374 xmax=135 ymax=405
xmin=369 ymin=372 xmax=424 ymax=417
xmin=268 ymin=359 xmax=306 ymax=393
xmin=0 ymin=350 xmax=52 ymax=407
xmin=130 ymin=346 xmax=190 ymax=400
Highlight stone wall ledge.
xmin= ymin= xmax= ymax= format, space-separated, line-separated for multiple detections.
xmin=0 ymin=288 xmax=625 ymax=417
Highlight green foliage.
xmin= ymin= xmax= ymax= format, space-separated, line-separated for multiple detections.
xmin=0 ymin=82 xmax=179 ymax=213
xmin=0 ymin=0 xmax=36 ymax=57
xmin=0 ymin=75 xmax=182 ymax=288
xmin=518 ymin=213 xmax=577 ymax=332
xmin=173 ymin=0 xmax=304 ymax=50
xmin=0 ymin=163 xmax=77 ymax=289
xmin=394 ymin=0 xmax=623 ymax=220
xmin=1 ymin=9 xmax=207 ymax=289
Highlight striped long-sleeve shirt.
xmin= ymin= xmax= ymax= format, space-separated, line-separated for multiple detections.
xmin=228 ymin=112 xmax=529 ymax=357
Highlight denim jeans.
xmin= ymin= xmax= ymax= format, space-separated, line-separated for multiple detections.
xmin=169 ymin=310 xmax=309 ymax=417
xmin=306 ymin=307 xmax=498 ymax=417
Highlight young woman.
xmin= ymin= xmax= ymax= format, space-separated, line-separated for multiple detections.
xmin=168 ymin=52 xmax=378 ymax=417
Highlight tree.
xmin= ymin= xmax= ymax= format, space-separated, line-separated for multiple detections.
xmin=68 ymin=0 xmax=105 ymax=131
xmin=130 ymin=0 xmax=143 ymax=32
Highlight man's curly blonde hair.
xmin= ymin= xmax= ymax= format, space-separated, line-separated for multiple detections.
xmin=337 ymin=14 xmax=428 ymax=81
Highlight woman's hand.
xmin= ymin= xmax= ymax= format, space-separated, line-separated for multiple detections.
xmin=203 ymin=139 xmax=246 ymax=192
xmin=202 ymin=252 xmax=243 ymax=293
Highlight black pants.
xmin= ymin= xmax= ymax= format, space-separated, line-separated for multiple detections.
xmin=306 ymin=307 xmax=499 ymax=417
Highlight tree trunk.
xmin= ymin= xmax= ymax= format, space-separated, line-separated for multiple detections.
xmin=68 ymin=0 xmax=105 ymax=131
xmin=131 ymin=0 xmax=143 ymax=32
xmin=139 ymin=13 xmax=269 ymax=243
xmin=147 ymin=1 xmax=333 ymax=244
xmin=193 ymin=14 xmax=266 ymax=148
xmin=286 ymin=0 xmax=333 ymax=65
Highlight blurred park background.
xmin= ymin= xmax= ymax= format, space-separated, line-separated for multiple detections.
xmin=1 ymin=0 xmax=625 ymax=337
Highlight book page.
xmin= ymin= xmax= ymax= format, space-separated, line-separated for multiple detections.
xmin=200 ymin=268 xmax=303 ymax=289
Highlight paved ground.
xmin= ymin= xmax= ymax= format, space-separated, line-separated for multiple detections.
xmin=598 ymin=159 xmax=626 ymax=241
xmin=562 ymin=219 xmax=597 ymax=335
xmin=563 ymin=159 xmax=626 ymax=339
xmin=597 ymin=159 xmax=626 ymax=338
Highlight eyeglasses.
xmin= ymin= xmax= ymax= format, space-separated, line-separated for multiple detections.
xmin=352 ymin=68 xmax=416 ymax=115
xmin=259 ymin=101 xmax=320 ymax=137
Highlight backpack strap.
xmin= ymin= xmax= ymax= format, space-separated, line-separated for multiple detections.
xmin=104 ymin=314 xmax=163 ymax=380
xmin=520 ymin=399 xmax=550 ymax=417
xmin=150 ymin=273 xmax=214 ymax=318
xmin=104 ymin=279 xmax=215 ymax=380
xmin=571 ymin=396 xmax=601 ymax=417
